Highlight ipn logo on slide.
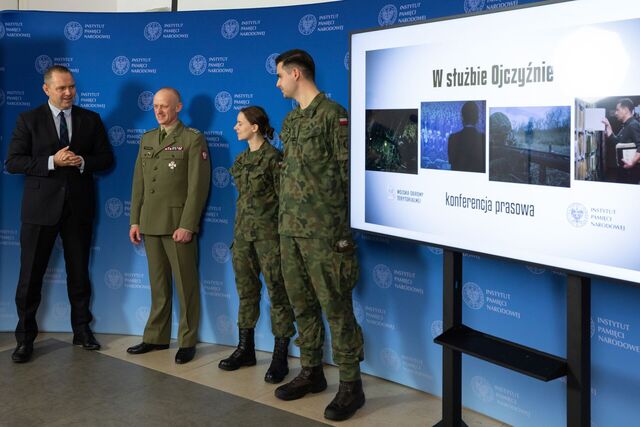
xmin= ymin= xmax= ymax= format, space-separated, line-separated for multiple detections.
xmin=567 ymin=203 xmax=588 ymax=227
xmin=64 ymin=21 xmax=83 ymax=41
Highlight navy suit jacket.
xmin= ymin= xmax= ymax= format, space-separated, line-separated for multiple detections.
xmin=5 ymin=103 xmax=114 ymax=225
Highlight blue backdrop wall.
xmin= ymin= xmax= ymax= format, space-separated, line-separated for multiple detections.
xmin=1 ymin=1 xmax=639 ymax=426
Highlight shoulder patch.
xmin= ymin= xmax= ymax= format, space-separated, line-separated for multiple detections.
xmin=187 ymin=127 xmax=201 ymax=135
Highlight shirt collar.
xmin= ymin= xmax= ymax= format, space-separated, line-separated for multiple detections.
xmin=161 ymin=120 xmax=180 ymax=135
xmin=48 ymin=102 xmax=72 ymax=118
xmin=299 ymin=92 xmax=326 ymax=118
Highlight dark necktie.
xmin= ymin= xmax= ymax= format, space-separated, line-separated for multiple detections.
xmin=59 ymin=111 xmax=70 ymax=147
xmin=160 ymin=128 xmax=167 ymax=144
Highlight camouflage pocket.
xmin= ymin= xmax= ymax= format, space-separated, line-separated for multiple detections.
xmin=333 ymin=248 xmax=359 ymax=295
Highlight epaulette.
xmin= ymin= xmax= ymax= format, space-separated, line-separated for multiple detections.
xmin=187 ymin=127 xmax=201 ymax=135
xmin=143 ymin=128 xmax=156 ymax=134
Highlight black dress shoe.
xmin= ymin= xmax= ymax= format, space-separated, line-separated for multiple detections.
xmin=274 ymin=366 xmax=327 ymax=401
xmin=11 ymin=342 xmax=33 ymax=363
xmin=73 ymin=331 xmax=101 ymax=351
xmin=126 ymin=342 xmax=170 ymax=354
xmin=324 ymin=379 xmax=366 ymax=421
xmin=175 ymin=346 xmax=196 ymax=364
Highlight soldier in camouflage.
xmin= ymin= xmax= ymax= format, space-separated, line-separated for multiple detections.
xmin=127 ymin=87 xmax=211 ymax=365
xmin=218 ymin=106 xmax=296 ymax=384
xmin=272 ymin=49 xmax=365 ymax=422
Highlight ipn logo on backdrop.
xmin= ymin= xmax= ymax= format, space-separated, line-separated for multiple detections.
xmin=215 ymin=91 xmax=233 ymax=113
xmin=133 ymin=239 xmax=146 ymax=257
xmin=344 ymin=51 xmax=350 ymax=71
xmin=0 ymin=89 xmax=5 ymax=107
xmin=53 ymin=303 xmax=70 ymax=320
xmin=464 ymin=0 xmax=487 ymax=13
xmin=64 ymin=21 xmax=83 ymax=41
xmin=136 ymin=306 xmax=150 ymax=324
xmin=471 ymin=376 xmax=495 ymax=403
xmin=138 ymin=91 xmax=154 ymax=111
xmin=428 ymin=246 xmax=443 ymax=255
xmin=221 ymin=19 xmax=239 ymax=39
xmin=378 ymin=4 xmax=398 ymax=26
xmin=462 ymin=282 xmax=484 ymax=310
xmin=112 ymin=55 xmax=130 ymax=75
xmin=212 ymin=166 xmax=231 ymax=188
xmin=35 ymin=55 xmax=53 ymax=74
xmin=104 ymin=269 xmax=124 ymax=290
xmin=216 ymin=314 xmax=234 ymax=335
xmin=144 ymin=22 xmax=163 ymax=41
xmin=0 ymin=22 xmax=5 ymax=39
xmin=212 ymin=242 xmax=231 ymax=263
xmin=526 ymin=265 xmax=546 ymax=275
xmin=298 ymin=14 xmax=317 ymax=36
xmin=105 ymin=197 xmax=124 ymax=219
xmin=265 ymin=53 xmax=279 ymax=75
xmin=372 ymin=264 xmax=393 ymax=289
xmin=189 ymin=55 xmax=207 ymax=76
xmin=431 ymin=320 xmax=443 ymax=338
xmin=567 ymin=202 xmax=588 ymax=227
xmin=108 ymin=126 xmax=126 ymax=147
xmin=380 ymin=347 xmax=401 ymax=371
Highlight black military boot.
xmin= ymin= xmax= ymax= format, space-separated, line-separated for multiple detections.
xmin=324 ymin=379 xmax=365 ymax=421
xmin=264 ymin=337 xmax=290 ymax=384
xmin=218 ymin=328 xmax=256 ymax=371
xmin=274 ymin=365 xmax=327 ymax=400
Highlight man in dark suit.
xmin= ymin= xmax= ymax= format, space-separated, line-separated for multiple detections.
xmin=447 ymin=101 xmax=486 ymax=173
xmin=5 ymin=65 xmax=114 ymax=363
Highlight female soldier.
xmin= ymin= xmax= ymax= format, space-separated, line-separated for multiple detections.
xmin=218 ymin=106 xmax=295 ymax=384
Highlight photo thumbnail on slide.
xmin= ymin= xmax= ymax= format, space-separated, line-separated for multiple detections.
xmin=575 ymin=95 xmax=640 ymax=185
xmin=489 ymin=106 xmax=570 ymax=187
xmin=420 ymin=100 xmax=486 ymax=173
xmin=366 ymin=109 xmax=418 ymax=174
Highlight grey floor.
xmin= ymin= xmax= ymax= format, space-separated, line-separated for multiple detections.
xmin=0 ymin=337 xmax=327 ymax=426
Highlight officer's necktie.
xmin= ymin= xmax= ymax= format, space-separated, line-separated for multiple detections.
xmin=58 ymin=111 xmax=70 ymax=147
xmin=160 ymin=128 xmax=167 ymax=144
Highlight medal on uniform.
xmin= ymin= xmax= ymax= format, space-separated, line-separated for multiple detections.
xmin=168 ymin=160 xmax=177 ymax=170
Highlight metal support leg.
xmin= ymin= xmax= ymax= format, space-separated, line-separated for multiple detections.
xmin=567 ymin=275 xmax=591 ymax=427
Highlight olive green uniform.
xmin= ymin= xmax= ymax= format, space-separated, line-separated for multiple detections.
xmin=279 ymin=93 xmax=363 ymax=381
xmin=130 ymin=121 xmax=211 ymax=347
xmin=229 ymin=142 xmax=295 ymax=338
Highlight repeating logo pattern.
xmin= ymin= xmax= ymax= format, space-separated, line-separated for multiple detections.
xmin=221 ymin=19 xmax=239 ymax=39
xmin=471 ymin=376 xmax=494 ymax=402
xmin=462 ymin=282 xmax=484 ymax=310
xmin=0 ymin=89 xmax=5 ymax=107
xmin=64 ymin=21 xmax=83 ymax=41
xmin=216 ymin=314 xmax=233 ymax=335
xmin=380 ymin=347 xmax=401 ymax=371
xmin=265 ymin=53 xmax=279 ymax=75
xmin=105 ymin=197 xmax=124 ymax=219
xmin=298 ymin=14 xmax=317 ymax=35
xmin=428 ymin=246 xmax=443 ymax=255
xmin=0 ymin=22 xmax=5 ymax=39
xmin=136 ymin=306 xmax=150 ymax=324
xmin=212 ymin=166 xmax=231 ymax=188
xmin=108 ymin=126 xmax=126 ymax=147
xmin=373 ymin=264 xmax=393 ymax=289
xmin=344 ymin=51 xmax=350 ymax=71
xmin=378 ymin=4 xmax=398 ymax=26
xmin=104 ymin=269 xmax=124 ymax=290
xmin=464 ymin=0 xmax=487 ymax=13
xmin=189 ymin=55 xmax=207 ymax=76
xmin=138 ymin=91 xmax=154 ymax=111
xmin=35 ymin=55 xmax=53 ymax=74
xmin=526 ymin=265 xmax=546 ymax=275
xmin=430 ymin=320 xmax=443 ymax=338
xmin=567 ymin=203 xmax=588 ymax=227
xmin=214 ymin=91 xmax=233 ymax=113
xmin=144 ymin=22 xmax=163 ymax=41
xmin=212 ymin=242 xmax=231 ymax=263
xmin=132 ymin=239 xmax=147 ymax=257
xmin=112 ymin=55 xmax=130 ymax=75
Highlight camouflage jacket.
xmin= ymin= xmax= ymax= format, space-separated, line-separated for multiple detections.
xmin=230 ymin=141 xmax=281 ymax=241
xmin=278 ymin=93 xmax=350 ymax=239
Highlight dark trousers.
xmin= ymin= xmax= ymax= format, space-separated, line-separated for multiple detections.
xmin=15 ymin=201 xmax=94 ymax=344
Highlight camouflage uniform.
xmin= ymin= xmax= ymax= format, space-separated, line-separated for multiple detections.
xmin=279 ymin=93 xmax=363 ymax=381
xmin=229 ymin=142 xmax=295 ymax=338
xmin=130 ymin=121 xmax=211 ymax=347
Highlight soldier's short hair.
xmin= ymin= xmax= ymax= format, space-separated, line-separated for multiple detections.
xmin=156 ymin=87 xmax=182 ymax=104
xmin=276 ymin=49 xmax=315 ymax=82
xmin=44 ymin=65 xmax=73 ymax=84
xmin=617 ymin=98 xmax=635 ymax=114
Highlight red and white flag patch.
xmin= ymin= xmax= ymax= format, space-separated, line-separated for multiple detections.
xmin=201 ymin=150 xmax=208 ymax=160
xmin=339 ymin=117 xmax=349 ymax=126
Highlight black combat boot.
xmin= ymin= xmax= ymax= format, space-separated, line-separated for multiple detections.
xmin=324 ymin=379 xmax=365 ymax=421
xmin=218 ymin=328 xmax=256 ymax=371
xmin=264 ymin=337 xmax=290 ymax=384
xmin=274 ymin=365 xmax=327 ymax=400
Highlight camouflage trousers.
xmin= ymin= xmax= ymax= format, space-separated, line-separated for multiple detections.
xmin=280 ymin=235 xmax=364 ymax=381
xmin=231 ymin=238 xmax=295 ymax=338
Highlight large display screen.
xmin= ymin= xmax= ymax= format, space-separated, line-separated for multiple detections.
xmin=350 ymin=0 xmax=640 ymax=283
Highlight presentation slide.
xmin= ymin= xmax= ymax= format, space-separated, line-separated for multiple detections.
xmin=350 ymin=0 xmax=640 ymax=283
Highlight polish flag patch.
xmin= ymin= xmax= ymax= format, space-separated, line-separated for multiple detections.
xmin=339 ymin=117 xmax=349 ymax=126
xmin=201 ymin=150 xmax=208 ymax=160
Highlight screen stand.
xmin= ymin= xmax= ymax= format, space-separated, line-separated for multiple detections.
xmin=433 ymin=249 xmax=591 ymax=427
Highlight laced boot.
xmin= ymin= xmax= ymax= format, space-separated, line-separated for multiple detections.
xmin=264 ymin=337 xmax=290 ymax=384
xmin=274 ymin=365 xmax=327 ymax=400
xmin=218 ymin=328 xmax=256 ymax=371
xmin=324 ymin=379 xmax=365 ymax=421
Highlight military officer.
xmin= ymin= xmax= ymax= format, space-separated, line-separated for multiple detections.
xmin=127 ymin=87 xmax=211 ymax=364
xmin=218 ymin=106 xmax=296 ymax=384
xmin=273 ymin=49 xmax=365 ymax=421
